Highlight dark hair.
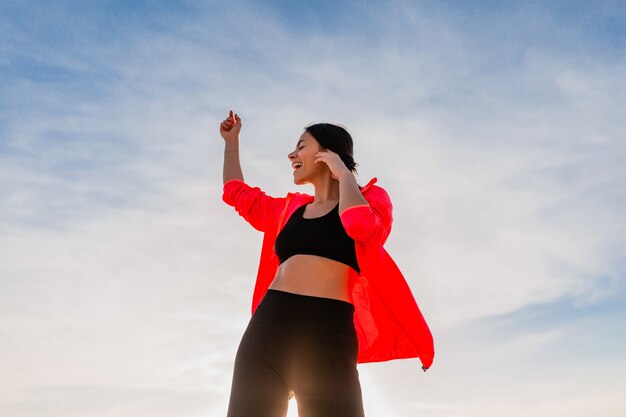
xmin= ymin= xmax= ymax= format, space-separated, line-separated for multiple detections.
xmin=304 ymin=123 xmax=359 ymax=176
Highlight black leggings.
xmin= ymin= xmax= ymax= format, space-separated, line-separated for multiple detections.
xmin=226 ymin=289 xmax=365 ymax=417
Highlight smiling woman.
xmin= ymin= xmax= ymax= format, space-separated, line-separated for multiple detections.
xmin=219 ymin=110 xmax=434 ymax=417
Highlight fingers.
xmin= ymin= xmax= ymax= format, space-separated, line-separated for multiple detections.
xmin=315 ymin=151 xmax=332 ymax=157
xmin=226 ymin=110 xmax=238 ymax=123
xmin=220 ymin=110 xmax=241 ymax=132
xmin=220 ymin=110 xmax=240 ymax=131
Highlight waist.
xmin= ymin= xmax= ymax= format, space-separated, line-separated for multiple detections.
xmin=270 ymin=255 xmax=358 ymax=303
xmin=253 ymin=289 xmax=356 ymax=335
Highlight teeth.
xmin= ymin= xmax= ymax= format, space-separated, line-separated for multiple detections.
xmin=293 ymin=163 xmax=302 ymax=168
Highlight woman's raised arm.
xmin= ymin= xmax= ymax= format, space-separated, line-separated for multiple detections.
xmin=220 ymin=110 xmax=287 ymax=232
xmin=220 ymin=110 xmax=244 ymax=184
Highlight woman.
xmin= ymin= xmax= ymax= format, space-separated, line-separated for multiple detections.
xmin=220 ymin=110 xmax=434 ymax=417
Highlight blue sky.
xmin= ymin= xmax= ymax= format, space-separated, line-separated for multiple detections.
xmin=1 ymin=1 xmax=625 ymax=416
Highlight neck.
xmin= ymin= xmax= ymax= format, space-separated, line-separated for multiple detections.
xmin=309 ymin=175 xmax=340 ymax=204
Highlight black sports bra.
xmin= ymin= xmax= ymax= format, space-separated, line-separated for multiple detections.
xmin=274 ymin=202 xmax=360 ymax=274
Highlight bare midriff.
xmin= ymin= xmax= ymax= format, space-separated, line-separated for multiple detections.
xmin=269 ymin=255 xmax=359 ymax=304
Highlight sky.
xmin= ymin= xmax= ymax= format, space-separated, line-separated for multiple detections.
xmin=1 ymin=0 xmax=625 ymax=416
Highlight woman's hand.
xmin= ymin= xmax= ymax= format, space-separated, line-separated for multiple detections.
xmin=220 ymin=110 xmax=242 ymax=142
xmin=314 ymin=150 xmax=352 ymax=181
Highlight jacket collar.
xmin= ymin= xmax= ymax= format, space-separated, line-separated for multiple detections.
xmin=274 ymin=175 xmax=384 ymax=278
xmin=360 ymin=177 xmax=378 ymax=193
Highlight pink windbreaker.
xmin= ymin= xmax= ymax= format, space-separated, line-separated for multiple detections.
xmin=222 ymin=177 xmax=434 ymax=369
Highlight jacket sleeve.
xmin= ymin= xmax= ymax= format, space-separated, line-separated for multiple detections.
xmin=222 ymin=179 xmax=287 ymax=232
xmin=339 ymin=186 xmax=393 ymax=246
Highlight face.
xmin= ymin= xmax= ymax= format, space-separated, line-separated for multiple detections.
xmin=288 ymin=131 xmax=329 ymax=184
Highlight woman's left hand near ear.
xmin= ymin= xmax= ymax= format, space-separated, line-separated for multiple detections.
xmin=315 ymin=150 xmax=352 ymax=181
